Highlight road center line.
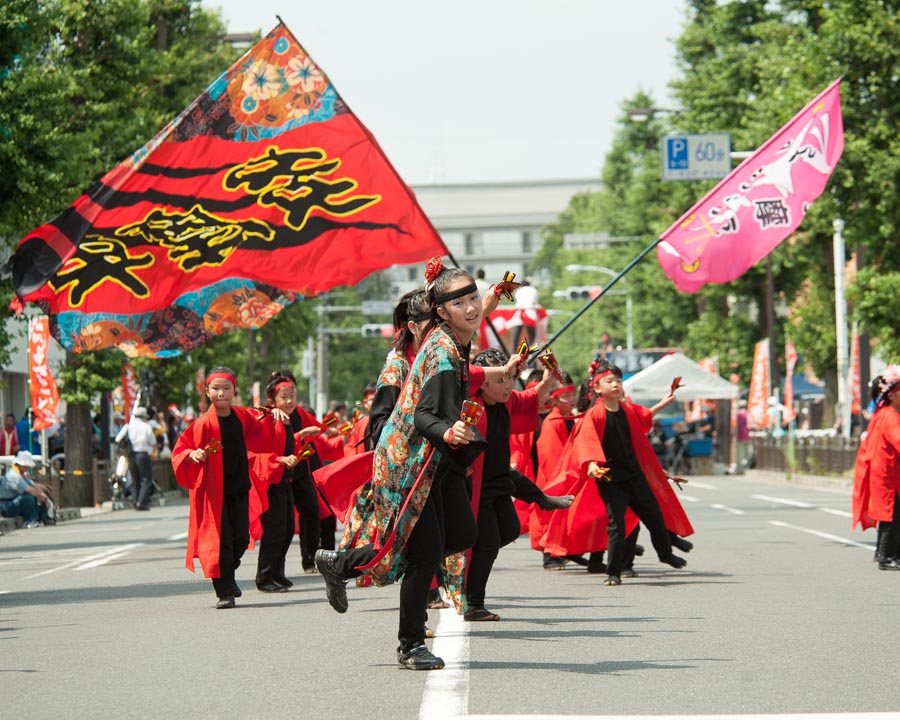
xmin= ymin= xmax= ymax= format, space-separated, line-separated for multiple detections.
xmin=420 ymin=606 xmax=470 ymax=720
xmin=819 ymin=507 xmax=852 ymax=518
xmin=753 ymin=494 xmax=815 ymax=508
xmin=710 ymin=503 xmax=745 ymax=515
xmin=167 ymin=531 xmax=189 ymax=541
xmin=74 ymin=545 xmax=143 ymax=570
xmin=685 ymin=480 xmax=718 ymax=490
xmin=770 ymin=520 xmax=875 ymax=550
xmin=24 ymin=544 xmax=143 ymax=579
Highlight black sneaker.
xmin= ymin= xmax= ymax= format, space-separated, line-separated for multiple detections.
xmin=314 ymin=549 xmax=349 ymax=613
xmin=397 ymin=645 xmax=445 ymax=670
xmin=661 ymin=554 xmax=687 ymax=569
xmin=215 ymin=596 xmax=235 ymax=609
xmin=671 ymin=536 xmax=693 ymax=553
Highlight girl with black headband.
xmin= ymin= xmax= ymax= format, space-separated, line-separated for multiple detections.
xmin=315 ymin=259 xmax=522 ymax=670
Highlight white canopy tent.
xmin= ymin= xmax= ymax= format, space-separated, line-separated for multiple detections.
xmin=623 ymin=352 xmax=739 ymax=403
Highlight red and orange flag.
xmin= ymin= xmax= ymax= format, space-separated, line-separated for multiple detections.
xmin=8 ymin=23 xmax=446 ymax=358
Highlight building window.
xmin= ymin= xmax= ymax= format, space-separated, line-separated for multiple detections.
xmin=522 ymin=231 xmax=533 ymax=253
xmin=464 ymin=233 xmax=474 ymax=256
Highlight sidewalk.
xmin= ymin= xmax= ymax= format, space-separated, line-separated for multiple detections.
xmin=0 ymin=488 xmax=185 ymax=535
xmin=743 ymin=467 xmax=853 ymax=491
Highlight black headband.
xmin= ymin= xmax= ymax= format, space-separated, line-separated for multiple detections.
xmin=433 ymin=282 xmax=478 ymax=304
xmin=409 ymin=311 xmax=431 ymax=323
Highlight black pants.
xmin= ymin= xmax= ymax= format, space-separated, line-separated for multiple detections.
xmin=877 ymin=491 xmax=900 ymax=560
xmin=335 ymin=469 xmax=477 ymax=652
xmin=130 ymin=451 xmax=154 ymax=509
xmin=466 ymin=494 xmax=521 ymax=608
xmin=256 ymin=480 xmax=294 ymax=585
xmin=212 ymin=492 xmax=249 ymax=599
xmin=597 ymin=476 xmax=672 ymax=577
xmin=292 ymin=474 xmax=321 ymax=570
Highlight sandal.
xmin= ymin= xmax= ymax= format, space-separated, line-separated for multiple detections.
xmin=603 ymin=575 xmax=622 ymax=586
xmin=464 ymin=607 xmax=501 ymax=621
xmin=427 ymin=598 xmax=450 ymax=609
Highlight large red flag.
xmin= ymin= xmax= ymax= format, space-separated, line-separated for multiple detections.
xmin=7 ymin=23 xmax=447 ymax=358
xmin=658 ymin=79 xmax=844 ymax=293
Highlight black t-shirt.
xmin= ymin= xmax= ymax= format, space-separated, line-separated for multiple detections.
xmin=480 ymin=402 xmax=514 ymax=499
xmin=218 ymin=411 xmax=249 ymax=496
xmin=601 ymin=407 xmax=643 ymax=484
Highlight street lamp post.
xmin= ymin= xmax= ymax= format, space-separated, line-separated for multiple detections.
xmin=564 ymin=264 xmax=633 ymax=351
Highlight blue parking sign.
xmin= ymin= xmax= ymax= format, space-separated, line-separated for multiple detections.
xmin=667 ymin=137 xmax=689 ymax=170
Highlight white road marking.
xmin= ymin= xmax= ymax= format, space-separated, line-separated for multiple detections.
xmin=678 ymin=494 xmax=700 ymax=503
xmin=167 ymin=531 xmax=189 ymax=541
xmin=710 ymin=503 xmax=745 ymax=515
xmin=74 ymin=545 xmax=143 ymax=570
xmin=465 ymin=714 xmax=900 ymax=720
xmin=684 ymin=480 xmax=718 ymax=490
xmin=752 ymin=494 xmax=814 ymax=508
xmin=819 ymin=507 xmax=852 ymax=518
xmin=419 ymin=606 xmax=470 ymax=720
xmin=770 ymin=520 xmax=875 ymax=550
xmin=23 ymin=543 xmax=144 ymax=579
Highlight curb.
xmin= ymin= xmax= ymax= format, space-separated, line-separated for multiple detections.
xmin=0 ymin=488 xmax=185 ymax=535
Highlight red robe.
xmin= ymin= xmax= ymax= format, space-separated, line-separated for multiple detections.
xmin=541 ymin=400 xmax=693 ymax=556
xmin=528 ymin=408 xmax=575 ymax=549
xmin=173 ymin=406 xmax=283 ymax=577
xmin=853 ymin=405 xmax=900 ymax=529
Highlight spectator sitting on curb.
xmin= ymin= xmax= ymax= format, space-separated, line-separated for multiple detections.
xmin=0 ymin=451 xmax=53 ymax=528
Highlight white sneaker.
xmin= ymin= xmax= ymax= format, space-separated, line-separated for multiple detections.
xmin=23 ymin=520 xmax=43 ymax=529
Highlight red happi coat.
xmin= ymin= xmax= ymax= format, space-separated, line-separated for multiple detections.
xmin=541 ymin=401 xmax=693 ymax=556
xmin=852 ymin=405 xmax=900 ymax=529
xmin=528 ymin=407 xmax=575 ymax=550
xmin=173 ymin=406 xmax=284 ymax=577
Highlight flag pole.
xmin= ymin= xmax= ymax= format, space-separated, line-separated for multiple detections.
xmin=539 ymin=237 xmax=661 ymax=353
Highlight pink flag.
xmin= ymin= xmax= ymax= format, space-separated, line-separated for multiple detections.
xmin=783 ymin=339 xmax=799 ymax=424
xmin=658 ymin=79 xmax=844 ymax=293
xmin=122 ymin=361 xmax=138 ymax=423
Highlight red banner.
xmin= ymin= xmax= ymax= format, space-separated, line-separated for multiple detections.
xmin=849 ymin=327 xmax=861 ymax=415
xmin=122 ymin=361 xmax=138 ymax=423
xmin=747 ymin=339 xmax=770 ymax=430
xmin=783 ymin=339 xmax=798 ymax=424
xmin=658 ymin=79 xmax=844 ymax=293
xmin=28 ymin=317 xmax=59 ymax=431
xmin=8 ymin=23 xmax=447 ymax=358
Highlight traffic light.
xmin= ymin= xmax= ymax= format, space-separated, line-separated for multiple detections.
xmin=361 ymin=323 xmax=393 ymax=339
xmin=564 ymin=286 xmax=602 ymax=301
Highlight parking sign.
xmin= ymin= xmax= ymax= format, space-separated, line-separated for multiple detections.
xmin=661 ymin=133 xmax=731 ymax=181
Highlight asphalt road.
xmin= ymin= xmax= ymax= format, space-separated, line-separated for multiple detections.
xmin=2 ymin=471 xmax=898 ymax=720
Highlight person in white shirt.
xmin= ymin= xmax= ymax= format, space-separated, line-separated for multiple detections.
xmin=115 ymin=407 xmax=157 ymax=511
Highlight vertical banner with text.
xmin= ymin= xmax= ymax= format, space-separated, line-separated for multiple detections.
xmin=122 ymin=361 xmax=138 ymax=423
xmin=783 ymin=339 xmax=798 ymax=425
xmin=28 ymin=317 xmax=59 ymax=431
xmin=849 ymin=326 xmax=861 ymax=416
xmin=747 ymin=339 xmax=771 ymax=430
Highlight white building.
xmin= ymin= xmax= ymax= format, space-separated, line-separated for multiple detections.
xmin=387 ymin=178 xmax=601 ymax=294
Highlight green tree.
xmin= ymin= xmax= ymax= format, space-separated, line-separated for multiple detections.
xmin=0 ymin=0 xmax=241 ymax=503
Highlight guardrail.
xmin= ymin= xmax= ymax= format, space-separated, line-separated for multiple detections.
xmin=752 ymin=434 xmax=859 ymax=476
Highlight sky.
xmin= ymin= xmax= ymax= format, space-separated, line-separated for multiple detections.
xmin=201 ymin=0 xmax=688 ymax=185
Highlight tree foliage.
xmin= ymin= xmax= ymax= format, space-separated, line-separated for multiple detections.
xmin=537 ymin=0 xmax=900 ymax=398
